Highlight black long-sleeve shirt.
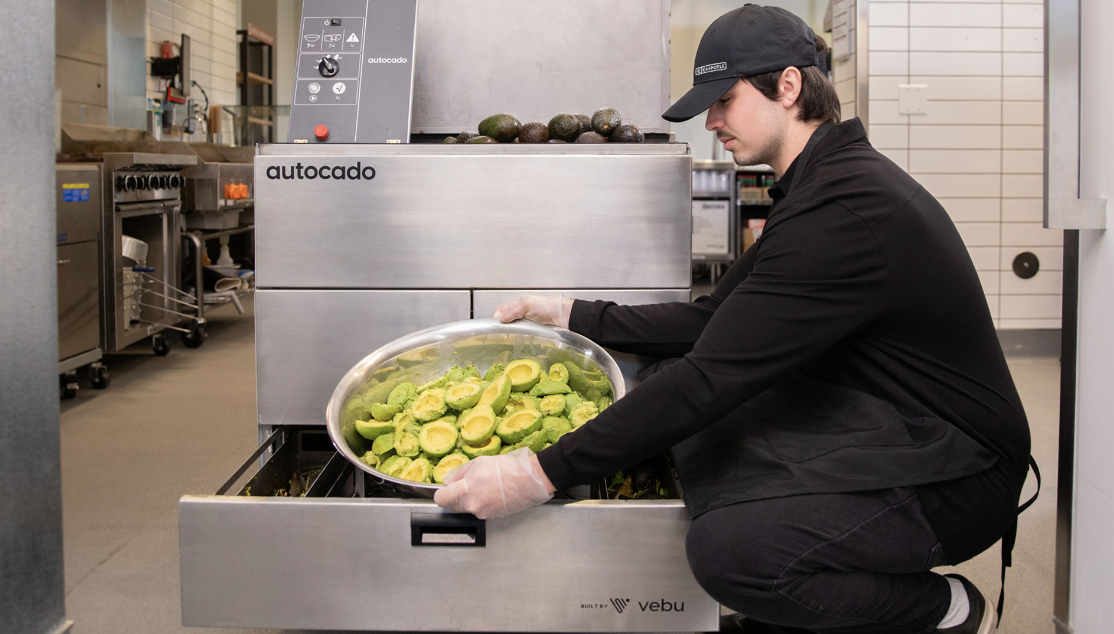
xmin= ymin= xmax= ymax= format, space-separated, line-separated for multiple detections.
xmin=538 ymin=119 xmax=1030 ymax=529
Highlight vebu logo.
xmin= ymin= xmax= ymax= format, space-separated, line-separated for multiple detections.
xmin=368 ymin=56 xmax=408 ymax=63
xmin=265 ymin=162 xmax=376 ymax=181
xmin=610 ymin=598 xmax=629 ymax=614
xmin=695 ymin=62 xmax=727 ymax=75
xmin=638 ymin=599 xmax=685 ymax=612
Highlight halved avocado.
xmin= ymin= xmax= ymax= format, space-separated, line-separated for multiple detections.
xmin=463 ymin=376 xmax=484 ymax=385
xmin=505 ymin=359 xmax=542 ymax=392
xmin=433 ymin=453 xmax=470 ymax=484
xmin=393 ymin=431 xmax=421 ymax=457
xmin=563 ymin=392 xmax=584 ymax=417
xmin=541 ymin=416 xmax=573 ymax=443
xmin=411 ymin=389 xmax=448 ymax=422
xmin=393 ymin=409 xmax=416 ymax=432
xmin=444 ymin=382 xmax=483 ymax=410
xmin=458 ymin=404 xmax=498 ymax=444
xmin=418 ymin=376 xmax=448 ymax=392
xmin=514 ymin=430 xmax=547 ymax=454
xmin=418 ymin=420 xmax=459 ymax=458
xmin=564 ymin=362 xmax=591 ymax=393
xmin=597 ymin=396 xmax=613 ymax=412
xmin=444 ymin=365 xmax=466 ymax=383
xmin=547 ymin=363 xmax=570 ymax=385
xmin=433 ymin=413 xmax=458 ymax=427
xmin=539 ymin=394 xmax=567 ymax=416
xmin=355 ymin=419 xmax=394 ymax=440
xmin=506 ymin=393 xmax=541 ymax=413
xmin=370 ymin=402 xmax=401 ymax=421
xmin=496 ymin=409 xmax=544 ymax=444
xmin=360 ymin=451 xmax=378 ymax=467
xmin=461 ymin=434 xmax=502 ymax=458
xmin=398 ymin=457 xmax=434 ymax=483
xmin=529 ymin=380 xmax=573 ymax=397
xmin=499 ymin=445 xmax=516 ymax=455
xmin=482 ymin=363 xmax=504 ymax=382
xmin=478 ymin=374 xmax=513 ymax=414
xmin=387 ymin=382 xmax=418 ymax=407
xmin=569 ymin=401 xmax=599 ymax=427
xmin=462 ymin=364 xmax=482 ymax=380
xmin=379 ymin=455 xmax=411 ymax=478
xmin=371 ymin=432 xmax=396 ymax=458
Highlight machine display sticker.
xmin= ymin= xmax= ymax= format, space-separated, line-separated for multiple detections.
xmin=692 ymin=200 xmax=730 ymax=255
xmin=62 ymin=183 xmax=90 ymax=202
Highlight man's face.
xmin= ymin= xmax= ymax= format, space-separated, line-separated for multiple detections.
xmin=705 ymin=78 xmax=785 ymax=167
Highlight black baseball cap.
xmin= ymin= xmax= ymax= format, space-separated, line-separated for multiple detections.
xmin=663 ymin=4 xmax=819 ymax=123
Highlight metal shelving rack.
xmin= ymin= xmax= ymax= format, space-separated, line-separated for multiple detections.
xmin=237 ymin=24 xmax=275 ymax=143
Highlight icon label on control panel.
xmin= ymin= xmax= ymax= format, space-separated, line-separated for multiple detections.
xmin=332 ymin=82 xmax=346 ymax=94
xmin=308 ymin=82 xmax=321 ymax=94
xmin=309 ymin=95 xmax=318 ymax=102
xmin=346 ymin=33 xmax=359 ymax=43
xmin=324 ymin=33 xmax=341 ymax=43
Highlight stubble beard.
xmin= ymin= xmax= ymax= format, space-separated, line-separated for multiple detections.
xmin=731 ymin=131 xmax=783 ymax=168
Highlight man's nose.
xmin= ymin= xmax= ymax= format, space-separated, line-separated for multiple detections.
xmin=705 ymin=108 xmax=722 ymax=132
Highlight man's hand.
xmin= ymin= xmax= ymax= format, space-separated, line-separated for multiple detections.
xmin=492 ymin=295 xmax=573 ymax=329
xmin=433 ymin=449 xmax=556 ymax=519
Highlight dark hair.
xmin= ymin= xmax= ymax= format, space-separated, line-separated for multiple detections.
xmin=742 ymin=35 xmax=841 ymax=124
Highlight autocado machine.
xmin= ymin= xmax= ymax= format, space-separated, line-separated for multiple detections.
xmin=178 ymin=1 xmax=717 ymax=630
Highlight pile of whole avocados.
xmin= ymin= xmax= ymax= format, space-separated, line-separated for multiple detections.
xmin=445 ymin=108 xmax=644 ymax=144
xmin=349 ymin=358 xmax=613 ymax=485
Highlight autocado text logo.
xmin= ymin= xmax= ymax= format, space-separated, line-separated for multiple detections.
xmin=265 ymin=162 xmax=376 ymax=181
xmin=368 ymin=57 xmax=408 ymax=63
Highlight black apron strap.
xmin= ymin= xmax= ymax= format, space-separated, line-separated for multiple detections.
xmin=997 ymin=456 xmax=1041 ymax=624
xmin=786 ymin=121 xmax=834 ymax=194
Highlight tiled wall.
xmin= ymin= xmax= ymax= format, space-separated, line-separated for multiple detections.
xmin=831 ymin=0 xmax=859 ymax=120
xmin=850 ymin=0 xmax=1057 ymax=330
xmin=146 ymin=0 xmax=240 ymax=123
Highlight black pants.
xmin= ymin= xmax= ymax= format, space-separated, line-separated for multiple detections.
xmin=685 ymin=464 xmax=1023 ymax=634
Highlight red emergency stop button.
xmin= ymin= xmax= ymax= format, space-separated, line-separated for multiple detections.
xmin=314 ymin=125 xmax=330 ymax=141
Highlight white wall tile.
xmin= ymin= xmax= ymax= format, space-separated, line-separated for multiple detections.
xmin=1002 ymin=150 xmax=1043 ymax=174
xmin=999 ymin=318 xmax=1061 ymax=330
xmin=1001 ymin=269 xmax=1062 ymax=295
xmin=915 ymin=100 xmax=1002 ymax=125
xmin=870 ymin=100 xmax=905 ymax=124
xmin=910 ymin=125 xmax=1000 ymax=149
xmin=1003 ymin=77 xmax=1043 ymax=100
xmin=877 ymin=148 xmax=909 ymax=171
xmin=871 ymin=2 xmax=909 ymax=26
xmin=868 ymin=124 xmax=909 ymax=149
xmin=871 ymin=52 xmax=909 ymax=75
xmin=869 ymin=77 xmax=907 ymax=101
xmin=1003 ymin=174 xmax=1043 ymax=198
xmin=1004 ymin=4 xmax=1043 ymax=28
xmin=151 ymin=10 xmax=173 ymax=32
xmin=833 ymin=54 xmax=857 ymax=79
xmin=911 ymin=150 xmax=1000 ymax=174
xmin=910 ymin=52 xmax=1002 ymax=76
xmin=1004 ymin=53 xmax=1043 ymax=76
xmin=915 ymin=174 xmax=1002 ymax=199
xmin=1003 ymin=126 xmax=1043 ymax=149
xmin=1003 ymin=28 xmax=1043 ymax=53
xmin=999 ymin=295 xmax=1062 ymax=320
xmin=939 ymin=197 xmax=1002 ymax=222
xmin=1001 ymin=246 xmax=1063 ymax=271
xmin=1002 ymin=198 xmax=1043 ymax=222
xmin=910 ymin=76 xmax=1001 ymax=100
xmin=1002 ymin=223 xmax=1063 ymax=247
xmin=952 ymin=222 xmax=1002 ymax=246
xmin=910 ymin=27 xmax=1001 ymax=52
xmin=978 ymin=270 xmax=1001 ymax=295
xmin=910 ymin=3 xmax=1001 ymax=27
xmin=968 ymin=246 xmax=1000 ymax=270
xmin=1003 ymin=101 xmax=1043 ymax=125
xmin=835 ymin=78 xmax=858 ymax=104
xmin=871 ymin=27 xmax=909 ymax=51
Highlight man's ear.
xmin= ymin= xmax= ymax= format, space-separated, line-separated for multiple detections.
xmin=778 ymin=67 xmax=804 ymax=109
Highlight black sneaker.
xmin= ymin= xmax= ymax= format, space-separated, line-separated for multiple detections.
xmin=713 ymin=612 xmax=815 ymax=633
xmin=938 ymin=574 xmax=997 ymax=634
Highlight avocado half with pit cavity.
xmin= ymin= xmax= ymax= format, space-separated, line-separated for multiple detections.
xmin=444 ymin=382 xmax=483 ymax=410
xmin=461 ymin=434 xmax=502 ymax=458
xmin=370 ymin=402 xmax=401 ymax=421
xmin=433 ymin=453 xmax=470 ymax=484
xmin=379 ymin=455 xmax=412 ymax=477
xmin=418 ymin=420 xmax=459 ymax=458
xmin=505 ymin=359 xmax=542 ymax=392
xmin=355 ymin=419 xmax=394 ymax=440
xmin=398 ymin=457 xmax=434 ymax=483
xmin=393 ymin=431 xmax=421 ymax=457
xmin=496 ymin=409 xmax=544 ymax=444
xmin=539 ymin=394 xmax=567 ymax=416
xmin=478 ymin=374 xmax=513 ymax=414
xmin=458 ymin=404 xmax=498 ymax=444
xmin=411 ymin=389 xmax=448 ymax=422
xmin=546 ymin=363 xmax=570 ymax=385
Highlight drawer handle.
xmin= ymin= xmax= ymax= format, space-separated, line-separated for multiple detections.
xmin=57 ymin=259 xmax=71 ymax=266
xmin=411 ymin=512 xmax=486 ymax=547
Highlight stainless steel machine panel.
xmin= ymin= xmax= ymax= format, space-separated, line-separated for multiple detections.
xmin=254 ymin=145 xmax=692 ymax=289
xmin=179 ymin=497 xmax=719 ymax=631
xmin=256 ymin=289 xmax=471 ymax=426
xmin=56 ymin=164 xmax=101 ymax=244
xmin=473 ymin=289 xmax=691 ymax=390
xmin=57 ymin=241 xmax=100 ymax=360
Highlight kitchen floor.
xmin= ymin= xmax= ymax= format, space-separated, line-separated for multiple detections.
xmin=60 ymin=292 xmax=1059 ymax=634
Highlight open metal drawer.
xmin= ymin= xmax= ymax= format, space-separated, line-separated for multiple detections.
xmin=179 ymin=427 xmax=719 ymax=631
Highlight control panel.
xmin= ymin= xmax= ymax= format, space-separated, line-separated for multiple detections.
xmin=112 ymin=170 xmax=183 ymax=204
xmin=288 ymin=0 xmax=418 ymax=144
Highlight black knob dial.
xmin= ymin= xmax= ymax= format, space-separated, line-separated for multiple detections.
xmin=124 ymin=175 xmax=138 ymax=191
xmin=170 ymin=175 xmax=182 ymax=188
xmin=318 ymin=57 xmax=339 ymax=77
xmin=139 ymin=175 xmax=151 ymax=190
xmin=158 ymin=175 xmax=169 ymax=189
xmin=115 ymin=175 xmax=127 ymax=192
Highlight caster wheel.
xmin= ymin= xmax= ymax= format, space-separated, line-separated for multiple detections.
xmin=60 ymin=374 xmax=78 ymax=399
xmin=182 ymin=322 xmax=206 ymax=348
xmin=152 ymin=333 xmax=171 ymax=356
xmin=89 ymin=363 xmax=111 ymax=389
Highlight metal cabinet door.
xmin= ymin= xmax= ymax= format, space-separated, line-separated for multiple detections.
xmin=255 ymin=290 xmax=471 ymax=426
xmin=57 ymin=241 xmax=100 ymax=361
xmin=473 ymin=289 xmax=690 ymax=391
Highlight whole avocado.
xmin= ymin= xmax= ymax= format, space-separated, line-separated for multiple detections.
xmin=457 ymin=131 xmax=479 ymax=143
xmin=442 ymin=136 xmax=459 ymax=143
xmin=518 ymin=122 xmax=550 ymax=143
xmin=609 ymin=124 xmax=644 ymax=143
xmin=574 ymin=131 xmax=608 ymax=143
xmin=466 ymin=136 xmax=500 ymax=143
xmin=478 ymin=113 xmax=521 ymax=143
xmin=547 ymin=139 xmax=568 ymax=143
xmin=547 ymin=114 xmax=581 ymax=142
xmin=574 ymin=114 xmax=592 ymax=134
xmin=591 ymin=108 xmax=622 ymax=137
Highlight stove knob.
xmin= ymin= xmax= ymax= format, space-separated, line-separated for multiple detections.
xmin=318 ymin=57 xmax=339 ymax=77
xmin=158 ymin=175 xmax=169 ymax=189
xmin=124 ymin=175 xmax=138 ymax=191
xmin=115 ymin=175 xmax=127 ymax=192
xmin=140 ymin=175 xmax=152 ymax=190
xmin=170 ymin=175 xmax=182 ymax=188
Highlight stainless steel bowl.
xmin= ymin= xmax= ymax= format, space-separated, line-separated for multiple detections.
xmin=325 ymin=318 xmax=625 ymax=498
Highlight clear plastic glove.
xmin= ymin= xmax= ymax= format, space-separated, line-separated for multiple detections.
xmin=492 ymin=294 xmax=574 ymax=329
xmin=433 ymin=448 xmax=555 ymax=519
